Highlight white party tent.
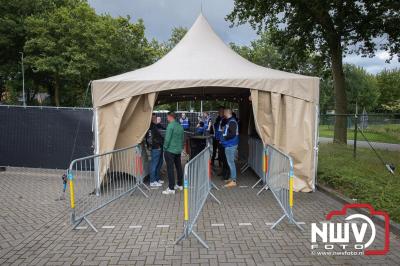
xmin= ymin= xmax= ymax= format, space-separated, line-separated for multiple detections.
xmin=91 ymin=14 xmax=320 ymax=192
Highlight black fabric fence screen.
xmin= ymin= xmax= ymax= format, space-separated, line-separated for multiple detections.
xmin=0 ymin=106 xmax=93 ymax=169
xmin=0 ymin=107 xmax=228 ymax=169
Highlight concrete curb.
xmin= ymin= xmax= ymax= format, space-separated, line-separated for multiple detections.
xmin=317 ymin=184 xmax=400 ymax=236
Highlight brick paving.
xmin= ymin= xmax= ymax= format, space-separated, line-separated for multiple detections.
xmin=0 ymin=166 xmax=399 ymax=265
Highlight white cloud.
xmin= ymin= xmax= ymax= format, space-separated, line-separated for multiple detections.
xmin=343 ymin=53 xmax=399 ymax=74
xmin=376 ymin=51 xmax=390 ymax=60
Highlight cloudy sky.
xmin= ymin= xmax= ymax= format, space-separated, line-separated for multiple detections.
xmin=88 ymin=0 xmax=399 ymax=74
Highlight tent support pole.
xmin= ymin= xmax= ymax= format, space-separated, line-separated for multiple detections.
xmin=312 ymin=104 xmax=319 ymax=192
xmin=94 ymin=107 xmax=101 ymax=196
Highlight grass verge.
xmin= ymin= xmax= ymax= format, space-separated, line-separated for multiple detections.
xmin=318 ymin=143 xmax=400 ymax=223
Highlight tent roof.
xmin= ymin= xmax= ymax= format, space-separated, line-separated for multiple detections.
xmin=92 ymin=14 xmax=319 ymax=107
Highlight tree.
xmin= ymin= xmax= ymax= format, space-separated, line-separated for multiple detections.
xmin=23 ymin=1 xmax=156 ymax=106
xmin=0 ymin=0 xmax=73 ymax=104
xmin=24 ymin=1 xmax=100 ymax=106
xmin=227 ymin=0 xmax=400 ymax=143
xmin=230 ymin=32 xmax=283 ymax=69
xmin=343 ymin=64 xmax=379 ymax=112
xmin=231 ymin=31 xmax=327 ymax=76
xmin=376 ymin=68 xmax=400 ymax=112
xmin=164 ymin=27 xmax=188 ymax=51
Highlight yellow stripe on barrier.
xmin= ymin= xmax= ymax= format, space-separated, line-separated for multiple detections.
xmin=289 ymin=177 xmax=294 ymax=208
xmin=184 ymin=187 xmax=189 ymax=221
xmin=69 ymin=179 xmax=75 ymax=209
xmin=262 ymin=155 xmax=268 ymax=173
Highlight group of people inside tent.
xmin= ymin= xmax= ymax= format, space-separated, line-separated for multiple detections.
xmin=146 ymin=107 xmax=239 ymax=195
xmin=179 ymin=111 xmax=212 ymax=136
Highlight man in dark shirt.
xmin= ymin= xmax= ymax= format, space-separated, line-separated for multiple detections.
xmin=212 ymin=106 xmax=225 ymax=166
xmin=146 ymin=114 xmax=164 ymax=187
xmin=218 ymin=115 xmax=229 ymax=179
xmin=156 ymin=116 xmax=165 ymax=130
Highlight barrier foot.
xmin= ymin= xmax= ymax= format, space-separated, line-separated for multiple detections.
xmin=270 ymin=214 xmax=286 ymax=230
xmin=290 ymin=217 xmax=305 ymax=232
xmin=256 ymin=184 xmax=269 ymax=196
xmin=174 ymin=233 xmax=186 ymax=245
xmin=240 ymin=163 xmax=249 ymax=173
xmin=130 ymin=185 xmax=149 ymax=198
xmin=210 ymin=181 xmax=220 ymax=191
xmin=84 ymin=217 xmax=99 ymax=232
xmin=141 ymin=182 xmax=150 ymax=191
xmin=270 ymin=215 xmax=304 ymax=232
xmin=251 ymin=178 xmax=262 ymax=189
xmin=209 ymin=192 xmax=221 ymax=205
xmin=72 ymin=217 xmax=98 ymax=233
xmin=192 ymin=230 xmax=209 ymax=249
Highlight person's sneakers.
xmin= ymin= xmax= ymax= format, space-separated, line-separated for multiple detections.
xmin=224 ymin=180 xmax=237 ymax=188
xmin=158 ymin=180 xmax=164 ymax=184
xmin=174 ymin=185 xmax=183 ymax=191
xmin=162 ymin=188 xmax=175 ymax=195
xmin=150 ymin=182 xmax=162 ymax=187
xmin=224 ymin=179 xmax=231 ymax=183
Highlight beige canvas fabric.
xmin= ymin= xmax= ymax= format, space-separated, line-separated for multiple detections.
xmin=96 ymin=93 xmax=156 ymax=179
xmin=92 ymin=14 xmax=319 ymax=108
xmin=97 ymin=93 xmax=156 ymax=153
xmin=250 ymin=90 xmax=316 ymax=192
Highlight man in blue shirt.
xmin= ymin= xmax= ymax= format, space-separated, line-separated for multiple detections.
xmin=196 ymin=121 xmax=205 ymax=135
xmin=179 ymin=113 xmax=190 ymax=131
xmin=221 ymin=108 xmax=239 ymax=188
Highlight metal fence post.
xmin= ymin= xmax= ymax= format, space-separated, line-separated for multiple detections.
xmin=257 ymin=147 xmax=269 ymax=195
xmin=67 ymin=169 xmax=76 ymax=223
xmin=353 ymin=114 xmax=358 ymax=158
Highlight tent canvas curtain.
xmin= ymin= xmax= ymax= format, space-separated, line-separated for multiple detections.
xmin=96 ymin=93 xmax=156 ymax=181
xmin=250 ymin=90 xmax=316 ymax=192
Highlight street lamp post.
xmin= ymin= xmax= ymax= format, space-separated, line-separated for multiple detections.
xmin=20 ymin=52 xmax=26 ymax=106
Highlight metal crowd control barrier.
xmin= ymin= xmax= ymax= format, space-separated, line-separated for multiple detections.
xmin=240 ymin=137 xmax=265 ymax=188
xmin=175 ymin=145 xmax=220 ymax=248
xmin=260 ymin=145 xmax=304 ymax=231
xmin=67 ymin=144 xmax=149 ymax=232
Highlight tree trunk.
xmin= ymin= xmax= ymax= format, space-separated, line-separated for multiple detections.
xmin=330 ymin=41 xmax=347 ymax=144
xmin=54 ymin=77 xmax=60 ymax=107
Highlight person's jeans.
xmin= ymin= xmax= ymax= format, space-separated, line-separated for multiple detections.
xmin=224 ymin=145 xmax=237 ymax=180
xmin=150 ymin=148 xmax=163 ymax=183
xmin=219 ymin=144 xmax=229 ymax=178
xmin=164 ymin=151 xmax=183 ymax=190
